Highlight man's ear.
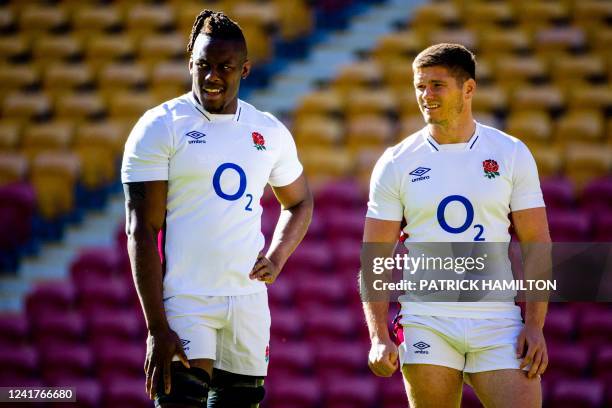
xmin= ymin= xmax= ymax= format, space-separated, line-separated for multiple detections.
xmin=464 ymin=78 xmax=476 ymax=100
xmin=188 ymin=59 xmax=194 ymax=75
xmin=241 ymin=60 xmax=252 ymax=79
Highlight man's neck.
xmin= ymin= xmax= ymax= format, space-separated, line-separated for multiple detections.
xmin=428 ymin=116 xmax=476 ymax=144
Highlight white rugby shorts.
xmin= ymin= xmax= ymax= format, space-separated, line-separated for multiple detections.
xmin=398 ymin=314 xmax=526 ymax=373
xmin=164 ymin=291 xmax=271 ymax=376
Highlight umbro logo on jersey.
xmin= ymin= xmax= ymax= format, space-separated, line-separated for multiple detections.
xmin=186 ymin=130 xmax=206 ymax=144
xmin=410 ymin=167 xmax=431 ymax=182
xmin=413 ymin=341 xmax=430 ymax=354
xmin=180 ymin=339 xmax=191 ymax=351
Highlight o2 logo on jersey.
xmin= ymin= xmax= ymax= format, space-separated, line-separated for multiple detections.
xmin=212 ymin=162 xmax=253 ymax=211
xmin=437 ymin=195 xmax=485 ymax=241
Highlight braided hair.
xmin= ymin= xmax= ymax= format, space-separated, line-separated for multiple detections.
xmin=187 ymin=10 xmax=247 ymax=56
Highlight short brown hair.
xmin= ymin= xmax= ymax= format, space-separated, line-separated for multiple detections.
xmin=413 ymin=43 xmax=476 ymax=84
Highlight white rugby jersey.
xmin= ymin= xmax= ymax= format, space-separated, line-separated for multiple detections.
xmin=367 ymin=122 xmax=545 ymax=319
xmin=122 ymin=93 xmax=303 ymax=297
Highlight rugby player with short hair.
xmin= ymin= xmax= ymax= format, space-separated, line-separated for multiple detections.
xmin=362 ymin=43 xmax=551 ymax=407
xmin=122 ymin=10 xmax=312 ymax=408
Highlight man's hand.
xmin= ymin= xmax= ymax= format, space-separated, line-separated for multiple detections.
xmin=249 ymin=252 xmax=281 ymax=284
xmin=368 ymin=337 xmax=399 ymax=377
xmin=517 ymin=323 xmax=548 ymax=379
xmin=144 ymin=328 xmax=190 ymax=399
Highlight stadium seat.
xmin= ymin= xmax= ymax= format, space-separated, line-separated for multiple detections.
xmin=323 ymin=376 xmax=378 ymax=408
xmin=0 ymin=64 xmax=39 ymax=94
xmin=96 ymin=342 xmax=145 ymax=384
xmin=314 ymin=180 xmax=366 ymax=213
xmin=39 ymin=343 xmax=93 ymax=382
xmin=0 ymin=152 xmax=28 ymax=185
xmin=25 ymin=281 xmax=76 ymax=318
xmin=592 ymin=213 xmax=612 ymax=242
xmin=546 ymin=343 xmax=590 ymax=384
xmin=150 ymin=61 xmax=190 ymax=102
xmin=72 ymin=5 xmax=122 ymax=35
xmin=472 ymin=85 xmax=508 ymax=114
xmin=578 ymin=310 xmax=612 ymax=348
xmin=75 ymin=120 xmax=128 ymax=157
xmin=374 ymin=33 xmax=421 ymax=69
xmin=564 ymin=143 xmax=612 ymax=189
xmin=293 ymin=275 xmax=349 ymax=309
xmin=0 ymin=313 xmax=28 ymax=348
xmin=88 ymin=308 xmax=143 ymax=348
xmin=555 ymin=110 xmax=605 ymax=144
xmin=493 ymin=56 xmax=547 ymax=90
xmin=48 ymin=378 xmax=101 ymax=408
xmin=464 ymin=2 xmax=514 ymax=28
xmin=529 ymin=146 xmax=563 ymax=178
xmin=0 ymin=182 xmax=36 ymax=257
xmin=510 ymin=85 xmax=564 ymax=113
xmin=239 ymin=22 xmax=273 ymax=64
xmin=345 ymin=114 xmax=394 ymax=153
xmin=21 ymin=121 xmax=74 ymax=160
xmin=541 ymin=178 xmax=575 ymax=210
xmin=31 ymin=35 xmax=82 ymax=67
xmin=534 ymin=27 xmax=586 ymax=56
xmin=267 ymin=340 xmax=313 ymax=377
xmin=0 ymin=34 xmax=29 ymax=61
xmin=411 ymin=2 xmax=460 ymax=30
xmin=379 ymin=375 xmax=408 ymax=408
xmin=107 ymin=91 xmax=156 ymax=123
xmin=265 ymin=375 xmax=321 ymax=408
xmin=78 ymin=277 xmax=132 ymax=314
xmin=505 ymin=111 xmax=552 ymax=146
xmin=544 ymin=307 xmax=576 ymax=344
xmin=30 ymin=311 xmax=86 ymax=349
xmin=43 ymin=63 xmax=94 ymax=97
xmin=103 ymin=378 xmax=150 ymax=408
xmin=574 ymin=0 xmax=612 ymax=29
xmin=314 ymin=340 xmax=368 ymax=380
xmin=333 ymin=61 xmax=384 ymax=95
xmin=85 ymin=34 xmax=135 ymax=71
xmin=547 ymin=210 xmax=591 ymax=242
xmin=478 ymin=28 xmax=531 ymax=56
xmin=354 ymin=146 xmax=386 ymax=187
xmin=294 ymin=89 xmax=344 ymax=117
xmin=126 ymin=3 xmax=175 ymax=37
xmin=293 ymin=115 xmax=344 ymax=148
xmin=344 ymin=88 xmax=397 ymax=118
xmin=428 ymin=29 xmax=478 ymax=53
xmin=0 ymin=346 xmax=38 ymax=383
xmin=330 ymin=238 xmax=362 ymax=276
xmin=0 ymin=120 xmax=20 ymax=153
xmin=19 ymin=5 xmax=69 ymax=35
xmin=303 ymin=306 xmax=359 ymax=343
xmin=98 ymin=63 xmax=148 ymax=97
xmin=549 ymin=379 xmax=604 ymax=408
xmin=73 ymin=140 xmax=117 ymax=191
xmin=2 ymin=92 xmax=51 ymax=122
xmin=568 ymin=85 xmax=612 ymax=111
xmin=324 ymin=209 xmax=364 ymax=242
xmin=283 ymin=241 xmax=333 ymax=273
xmin=70 ymin=247 xmax=121 ymax=287
xmin=553 ymin=54 xmax=606 ymax=86
xmin=515 ymin=1 xmax=568 ymax=29
xmin=270 ymin=307 xmax=303 ymax=341
xmin=582 ymin=177 xmax=612 ymax=214
xmin=299 ymin=147 xmax=353 ymax=184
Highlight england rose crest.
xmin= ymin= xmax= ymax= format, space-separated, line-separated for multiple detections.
xmin=252 ymin=132 xmax=266 ymax=151
xmin=483 ymin=159 xmax=500 ymax=179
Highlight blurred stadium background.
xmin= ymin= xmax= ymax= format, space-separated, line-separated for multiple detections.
xmin=0 ymin=0 xmax=611 ymax=406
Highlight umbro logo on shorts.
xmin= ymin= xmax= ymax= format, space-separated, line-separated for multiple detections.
xmin=413 ymin=341 xmax=430 ymax=354
xmin=409 ymin=167 xmax=431 ymax=182
xmin=186 ymin=130 xmax=206 ymax=144
xmin=181 ymin=339 xmax=191 ymax=351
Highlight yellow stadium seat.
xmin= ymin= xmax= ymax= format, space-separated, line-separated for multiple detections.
xmin=98 ymin=63 xmax=148 ymax=94
xmin=397 ymin=115 xmax=424 ymax=142
xmin=0 ymin=152 xmax=28 ymax=186
xmin=553 ymin=54 xmax=606 ymax=85
xmin=294 ymin=89 xmax=343 ymax=117
xmin=240 ymin=22 xmax=273 ymax=64
xmin=510 ymin=85 xmax=564 ymax=112
xmin=354 ymin=146 xmax=387 ymax=188
xmin=505 ymin=111 xmax=552 ymax=146
xmin=397 ymin=93 xmax=420 ymax=119
xmin=478 ymin=29 xmax=531 ymax=55
xmin=31 ymin=151 xmax=80 ymax=221
xmin=373 ymin=31 xmax=423 ymax=65
xmin=2 ymin=92 xmax=51 ymax=122
xmin=0 ymin=121 xmax=21 ymax=152
xmin=272 ymin=0 xmax=313 ymax=41
xmin=463 ymin=2 xmax=515 ymax=28
xmin=32 ymin=35 xmax=82 ymax=65
xmin=126 ymin=4 xmax=175 ymax=39
xmin=555 ymin=110 xmax=605 ymax=144
xmin=72 ymin=5 xmax=122 ymax=36
xmin=21 ymin=121 xmax=74 ymax=160
xmin=75 ymin=120 xmax=128 ymax=157
xmin=345 ymin=115 xmax=393 ymax=153
xmin=534 ymin=27 xmax=586 ymax=56
xmin=0 ymin=34 xmax=29 ymax=60
xmin=175 ymin=2 xmax=219 ymax=38
xmin=493 ymin=55 xmax=548 ymax=87
xmin=472 ymin=85 xmax=507 ymax=113
xmin=530 ymin=145 xmax=563 ymax=178
xmin=0 ymin=7 xmax=14 ymax=32
xmin=574 ymin=0 xmax=612 ymax=28
xmin=73 ymin=142 xmax=116 ymax=190
xmin=568 ymin=85 xmax=612 ymax=111
xmin=591 ymin=27 xmax=612 ymax=54
xmin=428 ymin=29 xmax=478 ymax=52
xmin=43 ymin=63 xmax=94 ymax=97
xmin=151 ymin=62 xmax=190 ymax=102
xmin=515 ymin=1 xmax=568 ymax=29
xmin=345 ymin=88 xmax=397 ymax=118
xmin=85 ymin=34 xmax=135 ymax=71
xmin=138 ymin=33 xmax=187 ymax=65
xmin=229 ymin=2 xmax=277 ymax=28
xmin=411 ymin=2 xmax=460 ymax=33
xmin=299 ymin=147 xmax=353 ymax=183
xmin=55 ymin=93 xmax=105 ymax=121
xmin=564 ymin=142 xmax=612 ymax=189
xmin=19 ymin=6 xmax=68 ymax=35
xmin=107 ymin=91 xmax=156 ymax=122
xmin=379 ymin=57 xmax=414 ymax=89
xmin=333 ymin=61 xmax=383 ymax=95
xmin=292 ymin=115 xmax=344 ymax=148
xmin=0 ymin=65 xmax=39 ymax=94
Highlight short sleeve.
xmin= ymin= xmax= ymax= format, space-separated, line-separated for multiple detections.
xmin=268 ymin=120 xmax=303 ymax=187
xmin=366 ymin=149 xmax=404 ymax=221
xmin=510 ymin=141 xmax=545 ymax=211
xmin=121 ymin=110 xmax=172 ymax=183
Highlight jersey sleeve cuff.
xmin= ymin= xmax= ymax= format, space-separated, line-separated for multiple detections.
xmin=268 ymin=165 xmax=303 ymax=187
xmin=121 ymin=169 xmax=169 ymax=183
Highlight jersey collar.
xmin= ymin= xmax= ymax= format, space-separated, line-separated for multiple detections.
xmin=424 ymin=121 xmax=481 ymax=152
xmin=187 ymin=92 xmax=243 ymax=123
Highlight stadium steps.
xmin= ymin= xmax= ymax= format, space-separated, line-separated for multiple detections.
xmin=249 ymin=0 xmax=426 ymax=116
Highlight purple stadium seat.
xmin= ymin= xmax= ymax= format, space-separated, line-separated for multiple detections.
xmin=40 ymin=344 xmax=93 ymax=382
xmin=0 ymin=345 xmax=38 ymax=384
xmin=546 ymin=343 xmax=590 ymax=383
xmin=314 ymin=341 xmax=368 ymax=380
xmin=379 ymin=375 xmax=408 ymax=408
xmin=265 ymin=376 xmax=321 ymax=408
xmin=26 ymin=280 xmax=76 ymax=318
xmin=0 ymin=313 xmax=28 ymax=347
xmin=294 ymin=276 xmax=348 ymax=309
xmin=96 ymin=342 xmax=145 ymax=384
xmin=283 ymin=241 xmax=333 ymax=273
xmin=331 ymin=238 xmax=361 ymax=275
xmin=594 ymin=345 xmax=612 ymax=383
xmin=31 ymin=310 xmax=86 ymax=348
xmin=103 ymin=378 xmax=150 ymax=408
xmin=325 ymin=209 xmax=365 ymax=242
xmin=593 ymin=213 xmax=612 ymax=242
xmin=0 ymin=182 xmax=36 ymax=251
xmin=88 ymin=309 xmax=144 ymax=347
xmin=267 ymin=340 xmax=313 ymax=377
xmin=578 ymin=310 xmax=612 ymax=348
xmin=315 ymin=181 xmax=367 ymax=212
xmin=268 ymin=278 xmax=294 ymax=308
xmin=270 ymin=308 xmax=303 ymax=341
xmin=547 ymin=210 xmax=591 ymax=241
xmin=302 ymin=213 xmax=325 ymax=241
xmin=324 ymin=376 xmax=378 ymax=408
xmin=303 ymin=306 xmax=358 ymax=344
xmin=541 ymin=178 xmax=575 ymax=210
xmin=70 ymin=247 xmax=120 ymax=287
xmin=49 ymin=378 xmax=101 ymax=408
xmin=549 ymin=379 xmax=604 ymax=408
xmin=581 ymin=177 xmax=612 ymax=214
xmin=544 ymin=307 xmax=576 ymax=344
xmin=78 ymin=277 xmax=131 ymax=314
